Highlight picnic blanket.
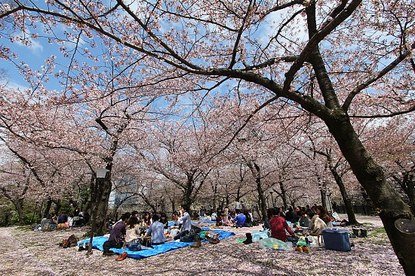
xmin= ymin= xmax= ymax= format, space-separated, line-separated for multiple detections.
xmin=77 ymin=229 xmax=235 ymax=259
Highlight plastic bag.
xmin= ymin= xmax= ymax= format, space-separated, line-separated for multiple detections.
xmin=252 ymin=230 xmax=269 ymax=242
xmin=258 ymin=238 xmax=289 ymax=251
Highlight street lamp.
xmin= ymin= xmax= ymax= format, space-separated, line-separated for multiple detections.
xmin=96 ymin=168 xmax=109 ymax=179
xmin=87 ymin=167 xmax=108 ymax=256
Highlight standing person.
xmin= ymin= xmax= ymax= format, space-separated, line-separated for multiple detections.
xmin=269 ymin=209 xmax=295 ymax=242
xmin=102 ymin=212 xmax=131 ymax=256
xmin=146 ymin=214 xmax=166 ymax=245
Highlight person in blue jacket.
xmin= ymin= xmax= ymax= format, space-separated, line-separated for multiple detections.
xmin=233 ymin=209 xmax=246 ymax=228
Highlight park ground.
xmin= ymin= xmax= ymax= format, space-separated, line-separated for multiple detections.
xmin=0 ymin=215 xmax=404 ymax=276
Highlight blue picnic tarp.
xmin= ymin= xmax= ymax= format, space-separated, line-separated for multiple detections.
xmin=77 ymin=229 xmax=235 ymax=259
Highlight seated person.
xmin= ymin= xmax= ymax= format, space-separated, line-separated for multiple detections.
xmin=174 ymin=205 xmax=192 ymax=240
xmin=57 ymin=213 xmax=68 ymax=224
xmin=210 ymin=211 xmax=217 ymax=221
xmin=309 ymin=211 xmax=327 ymax=236
xmin=269 ymin=209 xmax=295 ymax=242
xmin=169 ymin=211 xmax=181 ymax=237
xmin=243 ymin=209 xmax=253 ymax=227
xmin=125 ymin=216 xmax=141 ymax=250
xmin=57 ymin=214 xmax=69 ymax=229
xmin=72 ymin=209 xmax=85 ymax=227
xmin=216 ymin=211 xmax=224 ymax=226
xmin=141 ymin=211 xmax=152 ymax=228
xmin=171 ymin=211 xmax=180 ymax=227
xmin=232 ymin=209 xmax=246 ymax=228
xmin=159 ymin=212 xmax=169 ymax=229
xmin=285 ymin=207 xmax=297 ymax=223
xmin=103 ymin=212 xmax=131 ymax=256
xmin=298 ymin=210 xmax=311 ymax=228
xmin=146 ymin=214 xmax=166 ymax=245
xmin=222 ymin=208 xmax=233 ymax=226
xmin=316 ymin=205 xmax=333 ymax=227
xmin=40 ymin=213 xmax=57 ymax=231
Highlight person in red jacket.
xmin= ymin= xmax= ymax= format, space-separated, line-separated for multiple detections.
xmin=269 ymin=208 xmax=294 ymax=242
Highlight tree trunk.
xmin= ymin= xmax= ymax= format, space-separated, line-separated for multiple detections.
xmin=325 ymin=113 xmax=415 ymax=275
xmin=247 ymin=161 xmax=267 ymax=223
xmin=329 ymin=165 xmax=359 ymax=224
xmin=83 ymin=175 xmax=95 ymax=220
xmin=400 ymin=174 xmax=415 ymax=215
xmin=181 ymin=179 xmax=193 ymax=212
xmin=279 ymin=182 xmax=288 ymax=210
xmin=320 ymin=185 xmax=328 ymax=211
xmin=53 ymin=199 xmax=61 ymax=215
xmin=91 ymin=176 xmax=112 ymax=235
xmin=42 ymin=198 xmax=52 ymax=218
xmin=12 ymin=199 xmax=24 ymax=225
xmin=170 ymin=198 xmax=176 ymax=213
xmin=211 ymin=182 xmax=218 ymax=211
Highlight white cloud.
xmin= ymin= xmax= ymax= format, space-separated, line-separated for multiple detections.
xmin=12 ymin=32 xmax=44 ymax=55
xmin=0 ymin=78 xmax=28 ymax=92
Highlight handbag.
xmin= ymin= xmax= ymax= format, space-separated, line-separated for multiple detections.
xmin=204 ymin=231 xmax=220 ymax=244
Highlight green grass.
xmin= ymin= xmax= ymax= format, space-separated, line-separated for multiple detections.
xmin=369 ymin=227 xmax=386 ymax=237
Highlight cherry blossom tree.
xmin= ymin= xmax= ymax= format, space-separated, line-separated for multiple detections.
xmin=135 ymin=120 xmax=214 ymax=211
xmin=364 ymin=116 xmax=415 ymax=213
xmin=1 ymin=0 xmax=415 ymax=272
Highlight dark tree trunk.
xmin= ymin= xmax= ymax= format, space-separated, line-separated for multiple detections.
xmin=211 ymin=183 xmax=218 ymax=211
xmin=42 ymin=198 xmax=52 ymax=219
xmin=170 ymin=198 xmax=176 ymax=213
xmin=181 ymin=177 xmax=194 ymax=212
xmin=320 ymin=185 xmax=328 ymax=211
xmin=279 ymin=182 xmax=288 ymax=210
xmin=329 ymin=165 xmax=359 ymax=224
xmin=13 ymin=199 xmax=24 ymax=225
xmin=325 ymin=113 xmax=415 ymax=275
xmin=53 ymin=199 xmax=61 ymax=216
xmin=236 ymin=187 xmax=241 ymax=202
xmin=398 ymin=172 xmax=415 ymax=214
xmin=83 ymin=175 xmax=95 ymax=219
xmin=90 ymin=174 xmax=113 ymax=235
xmin=247 ymin=160 xmax=267 ymax=223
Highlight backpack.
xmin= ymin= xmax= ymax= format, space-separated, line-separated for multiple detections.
xmin=205 ymin=231 xmax=220 ymax=244
xmin=60 ymin=234 xmax=78 ymax=248
xmin=180 ymin=231 xmax=196 ymax=242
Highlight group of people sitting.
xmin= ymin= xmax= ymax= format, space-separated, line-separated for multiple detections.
xmin=201 ymin=208 xmax=255 ymax=228
xmin=37 ymin=209 xmax=89 ymax=231
xmin=103 ymin=205 xmax=193 ymax=256
xmin=266 ymin=205 xmax=333 ymax=242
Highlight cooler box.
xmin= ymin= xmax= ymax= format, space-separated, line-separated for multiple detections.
xmin=322 ymin=228 xmax=351 ymax=252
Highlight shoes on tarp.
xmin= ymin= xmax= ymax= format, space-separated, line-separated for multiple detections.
xmin=102 ymin=251 xmax=115 ymax=256
xmin=115 ymin=252 xmax=128 ymax=261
